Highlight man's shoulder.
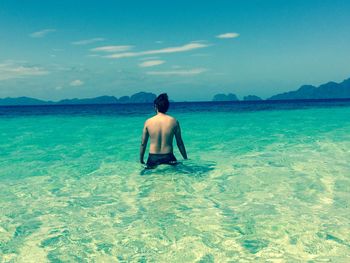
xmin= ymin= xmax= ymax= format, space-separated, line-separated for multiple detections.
xmin=166 ymin=114 xmax=177 ymax=121
xmin=145 ymin=114 xmax=177 ymax=124
xmin=145 ymin=116 xmax=155 ymax=124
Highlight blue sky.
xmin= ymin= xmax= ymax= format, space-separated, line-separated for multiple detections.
xmin=0 ymin=0 xmax=349 ymax=101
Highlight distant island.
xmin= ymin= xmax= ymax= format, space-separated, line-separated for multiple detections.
xmin=267 ymin=78 xmax=350 ymax=100
xmin=0 ymin=92 xmax=157 ymax=106
xmin=1 ymin=77 xmax=350 ymax=106
xmin=211 ymin=77 xmax=350 ymax=102
xmin=243 ymin=95 xmax=262 ymax=101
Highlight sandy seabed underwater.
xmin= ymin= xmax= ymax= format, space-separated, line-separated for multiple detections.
xmin=0 ymin=101 xmax=350 ymax=262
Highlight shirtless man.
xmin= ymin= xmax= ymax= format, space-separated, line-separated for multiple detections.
xmin=140 ymin=93 xmax=188 ymax=168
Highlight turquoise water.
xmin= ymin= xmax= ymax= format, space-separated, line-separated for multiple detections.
xmin=1 ymin=102 xmax=350 ymax=262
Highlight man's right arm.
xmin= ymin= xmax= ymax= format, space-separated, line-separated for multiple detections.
xmin=174 ymin=120 xmax=188 ymax=159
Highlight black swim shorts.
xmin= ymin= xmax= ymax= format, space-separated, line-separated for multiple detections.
xmin=146 ymin=153 xmax=177 ymax=167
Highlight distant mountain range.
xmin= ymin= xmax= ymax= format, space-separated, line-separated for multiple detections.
xmin=243 ymin=95 xmax=262 ymax=101
xmin=212 ymin=77 xmax=350 ymax=102
xmin=0 ymin=92 xmax=157 ymax=106
xmin=267 ymin=78 xmax=350 ymax=100
xmin=1 ymin=77 xmax=350 ymax=106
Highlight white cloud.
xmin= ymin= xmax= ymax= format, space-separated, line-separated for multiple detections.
xmin=90 ymin=45 xmax=132 ymax=52
xmin=105 ymin=42 xmax=209 ymax=59
xmin=72 ymin=38 xmax=105 ymax=45
xmin=216 ymin=32 xmax=239 ymax=39
xmin=191 ymin=40 xmax=208 ymax=43
xmin=146 ymin=68 xmax=207 ymax=76
xmin=0 ymin=62 xmax=49 ymax=80
xmin=139 ymin=60 xmax=165 ymax=68
xmin=30 ymin=29 xmax=56 ymax=38
xmin=69 ymin=79 xmax=84 ymax=86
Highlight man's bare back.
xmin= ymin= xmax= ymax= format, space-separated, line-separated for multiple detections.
xmin=139 ymin=93 xmax=187 ymax=167
xmin=146 ymin=113 xmax=177 ymax=154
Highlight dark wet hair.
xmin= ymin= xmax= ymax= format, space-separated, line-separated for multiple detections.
xmin=154 ymin=93 xmax=169 ymax=113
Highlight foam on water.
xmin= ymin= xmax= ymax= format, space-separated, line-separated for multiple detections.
xmin=0 ymin=103 xmax=350 ymax=262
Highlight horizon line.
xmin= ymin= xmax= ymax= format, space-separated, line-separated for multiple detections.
xmin=1 ymin=97 xmax=350 ymax=108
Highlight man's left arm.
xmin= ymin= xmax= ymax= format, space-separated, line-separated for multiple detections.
xmin=139 ymin=121 xmax=149 ymax=164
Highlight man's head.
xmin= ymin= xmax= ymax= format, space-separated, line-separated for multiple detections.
xmin=154 ymin=93 xmax=169 ymax=113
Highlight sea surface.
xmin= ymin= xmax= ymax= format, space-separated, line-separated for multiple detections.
xmin=1 ymin=100 xmax=350 ymax=262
